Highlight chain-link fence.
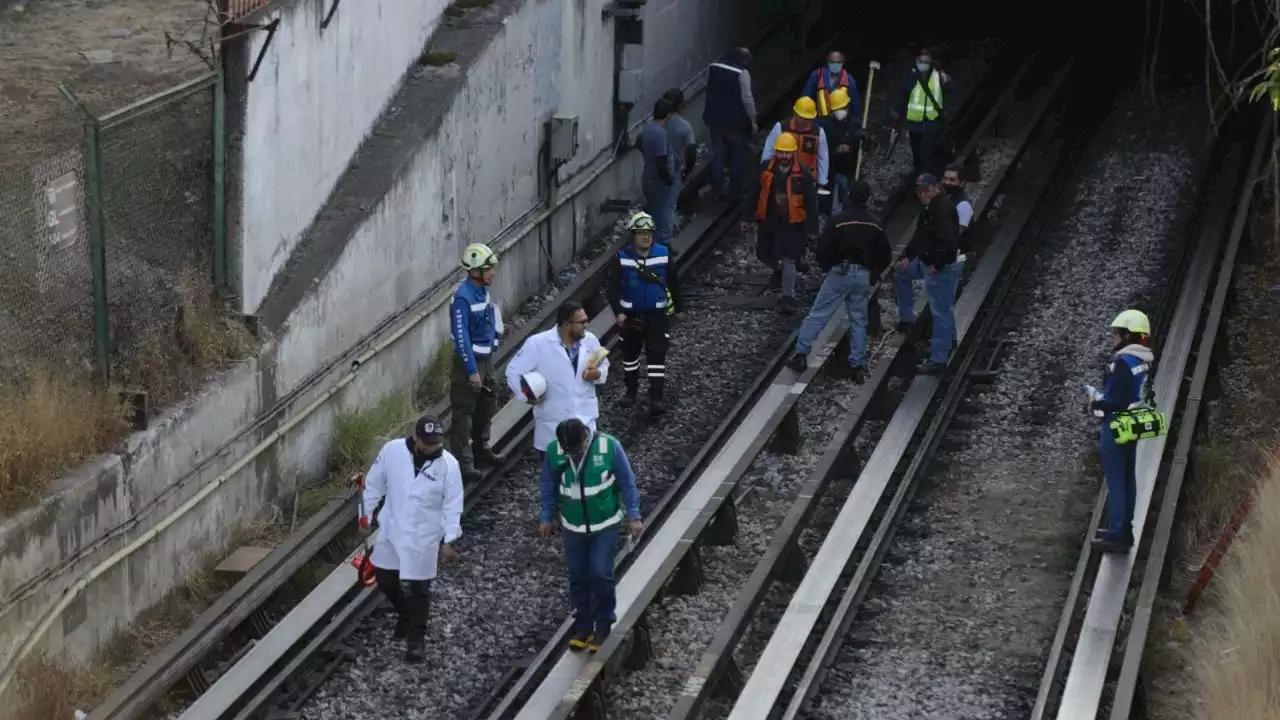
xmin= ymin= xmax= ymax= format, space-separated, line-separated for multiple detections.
xmin=0 ymin=71 xmax=228 ymax=389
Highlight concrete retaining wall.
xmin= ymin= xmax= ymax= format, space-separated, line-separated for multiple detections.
xmin=0 ymin=0 xmax=823 ymax=684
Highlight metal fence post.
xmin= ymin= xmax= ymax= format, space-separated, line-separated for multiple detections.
xmin=213 ymin=65 xmax=228 ymax=292
xmin=59 ymin=83 xmax=111 ymax=386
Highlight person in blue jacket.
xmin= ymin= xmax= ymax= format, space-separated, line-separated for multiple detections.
xmin=449 ymin=243 xmax=505 ymax=482
xmin=1086 ymin=309 xmax=1156 ymax=554
xmin=803 ymin=50 xmax=862 ymax=121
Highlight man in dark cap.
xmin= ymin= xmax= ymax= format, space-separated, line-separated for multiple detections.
xmin=537 ymin=417 xmax=642 ymax=653
xmin=894 ymin=173 xmax=960 ymax=375
xmin=787 ymin=179 xmax=892 ymax=384
xmin=359 ymin=414 xmax=465 ymax=662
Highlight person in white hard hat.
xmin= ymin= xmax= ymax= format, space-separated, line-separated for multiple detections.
xmin=505 ymin=300 xmax=610 ymax=456
xmin=450 ymin=242 xmax=505 ymax=482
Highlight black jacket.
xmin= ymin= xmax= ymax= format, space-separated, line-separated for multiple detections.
xmin=820 ymin=115 xmax=858 ymax=178
xmin=905 ymin=193 xmax=960 ymax=269
xmin=816 ymin=203 xmax=892 ymax=276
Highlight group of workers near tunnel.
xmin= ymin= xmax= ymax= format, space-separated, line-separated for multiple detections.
xmin=350 ymin=45 xmax=1165 ymax=666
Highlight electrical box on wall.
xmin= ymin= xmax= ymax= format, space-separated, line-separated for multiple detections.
xmin=549 ymin=115 xmax=579 ymax=165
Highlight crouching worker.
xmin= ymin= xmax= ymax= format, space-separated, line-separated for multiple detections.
xmin=360 ymin=415 xmax=464 ymax=663
xmin=1084 ymin=310 xmax=1166 ymax=555
xmin=538 ymin=418 xmax=643 ymax=652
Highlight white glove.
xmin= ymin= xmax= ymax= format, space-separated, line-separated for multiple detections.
xmin=1083 ymin=385 xmax=1104 ymax=402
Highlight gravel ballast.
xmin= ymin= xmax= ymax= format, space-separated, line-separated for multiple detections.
xmin=802 ymin=88 xmax=1206 ymax=720
xmin=269 ymin=38 xmax=1003 ymax=720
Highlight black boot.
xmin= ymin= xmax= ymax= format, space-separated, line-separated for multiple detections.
xmin=405 ymin=637 xmax=425 ymax=664
xmin=473 ymin=444 xmax=506 ymax=469
xmin=457 ymin=456 xmax=483 ymax=483
xmin=850 ymin=366 xmax=867 ymax=385
xmin=787 ymin=353 xmax=808 ymax=373
xmin=622 ymin=374 xmax=639 ymax=408
xmin=393 ymin=614 xmax=410 ymax=639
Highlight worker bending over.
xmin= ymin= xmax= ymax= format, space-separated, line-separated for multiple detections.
xmin=702 ymin=47 xmax=758 ymax=202
xmin=894 ymin=173 xmax=960 ymax=375
xmin=1085 ymin=310 xmax=1164 ymax=555
xmin=787 ymin=179 xmax=891 ymax=384
xmin=745 ymin=132 xmax=820 ymax=315
xmin=889 ymin=47 xmax=955 ymax=177
xmin=607 ymin=211 xmax=685 ymax=416
xmin=539 ymin=418 xmax=642 ymax=653
xmin=505 ymin=301 xmax=610 ymax=457
xmin=804 ymin=50 xmax=862 ymax=120
xmin=820 ymin=87 xmax=859 ymax=214
xmin=449 ymin=243 xmax=506 ymax=482
xmin=360 ymin=415 xmax=464 ymax=663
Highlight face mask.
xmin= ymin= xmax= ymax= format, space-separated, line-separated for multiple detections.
xmin=944 ymin=184 xmax=959 ymax=194
xmin=834 ymin=109 xmax=849 ymax=121
xmin=916 ymin=61 xmax=932 ymax=73
xmin=828 ymin=62 xmax=843 ymax=75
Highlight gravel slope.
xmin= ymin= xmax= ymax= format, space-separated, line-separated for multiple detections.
xmin=805 ymin=88 xmax=1206 ymax=720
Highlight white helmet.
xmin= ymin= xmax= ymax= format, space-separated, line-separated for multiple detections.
xmin=520 ymin=371 xmax=548 ymax=403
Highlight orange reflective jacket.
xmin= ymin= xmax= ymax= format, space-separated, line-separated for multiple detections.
xmin=816 ymin=68 xmax=851 ymax=117
xmin=788 ymin=118 xmax=820 ymax=172
xmin=756 ymin=160 xmax=807 ymax=224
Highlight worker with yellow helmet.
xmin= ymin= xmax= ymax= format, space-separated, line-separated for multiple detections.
xmin=449 ymin=242 xmax=505 ymax=482
xmin=762 ymin=97 xmax=830 ymax=191
xmin=743 ymin=132 xmax=819 ymax=315
xmin=1084 ymin=309 xmax=1165 ymax=554
xmin=803 ymin=51 xmax=862 ymax=119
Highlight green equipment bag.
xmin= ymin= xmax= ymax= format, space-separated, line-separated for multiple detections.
xmin=1108 ymin=406 xmax=1168 ymax=445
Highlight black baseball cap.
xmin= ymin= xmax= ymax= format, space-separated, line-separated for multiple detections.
xmin=415 ymin=415 xmax=443 ymax=440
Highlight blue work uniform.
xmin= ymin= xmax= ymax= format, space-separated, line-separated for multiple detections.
xmin=448 ymin=279 xmax=500 ymax=469
xmin=607 ymin=243 xmax=681 ymax=401
xmin=1092 ymin=344 xmax=1154 ymax=544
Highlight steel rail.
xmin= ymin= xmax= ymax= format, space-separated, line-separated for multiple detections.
xmin=778 ymin=53 xmax=1110 ymax=720
xmin=1108 ymin=109 xmax=1270 ymax=720
xmin=1051 ymin=106 xmax=1255 ymax=720
xmin=159 ymin=41 xmax=839 ymax=720
xmin=723 ymin=53 xmax=1088 ymax=720
xmin=495 ymin=42 xmax=1032 ymax=720
xmin=662 ymin=48 xmax=1042 ymax=720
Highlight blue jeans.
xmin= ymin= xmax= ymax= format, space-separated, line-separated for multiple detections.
xmin=643 ymin=179 xmax=677 ymax=246
xmin=1099 ymin=425 xmax=1137 ymax=542
xmin=894 ymin=258 xmax=959 ymax=365
xmin=795 ymin=265 xmax=872 ymax=367
xmin=561 ymin=525 xmax=620 ymax=632
xmin=831 ymin=173 xmax=850 ymax=214
xmin=710 ymin=126 xmax=748 ymax=200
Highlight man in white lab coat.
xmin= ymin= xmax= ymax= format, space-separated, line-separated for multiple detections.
xmin=359 ymin=415 xmax=464 ymax=663
xmin=505 ymin=300 xmax=610 ymax=455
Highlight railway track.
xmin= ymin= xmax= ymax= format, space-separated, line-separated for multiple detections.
xmin=87 ymin=28 xmax=1007 ymax=720
xmin=1033 ymin=106 xmax=1271 ymax=720
xmin=471 ymin=47 xmax=1042 ymax=720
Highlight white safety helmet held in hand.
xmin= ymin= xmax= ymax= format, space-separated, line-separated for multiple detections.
xmin=461 ymin=243 xmax=498 ymax=271
xmin=520 ymin=371 xmax=548 ymax=403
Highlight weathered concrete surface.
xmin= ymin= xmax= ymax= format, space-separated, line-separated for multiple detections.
xmin=0 ymin=0 xmax=826 ymax=684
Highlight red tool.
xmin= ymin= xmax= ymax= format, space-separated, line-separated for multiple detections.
xmin=350 ymin=473 xmax=378 ymax=587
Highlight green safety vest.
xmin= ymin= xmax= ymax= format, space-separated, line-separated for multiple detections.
xmin=548 ymin=433 xmax=622 ymax=534
xmin=906 ymin=71 xmax=943 ymax=122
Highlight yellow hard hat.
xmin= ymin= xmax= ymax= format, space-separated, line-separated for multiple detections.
xmin=829 ymin=88 xmax=851 ymax=111
xmin=774 ymin=132 xmax=799 ymax=153
xmin=792 ymin=96 xmax=818 ymax=120
xmin=1110 ymin=309 xmax=1151 ymax=335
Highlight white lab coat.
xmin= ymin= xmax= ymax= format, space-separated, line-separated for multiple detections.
xmin=362 ymin=439 xmax=464 ymax=581
xmin=505 ymin=327 xmax=610 ymax=450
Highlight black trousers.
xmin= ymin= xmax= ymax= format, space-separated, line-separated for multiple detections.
xmin=375 ymin=566 xmax=431 ymax=644
xmin=907 ymin=121 xmax=943 ymax=177
xmin=619 ymin=311 xmax=670 ymax=400
xmin=449 ymin=354 xmax=497 ymax=468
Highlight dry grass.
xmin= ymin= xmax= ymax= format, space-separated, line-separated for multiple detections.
xmin=129 ymin=269 xmax=256 ymax=408
xmin=1197 ymin=457 xmax=1280 ymax=719
xmin=0 ymin=367 xmax=128 ymax=515
xmin=11 ymin=652 xmax=113 ymax=720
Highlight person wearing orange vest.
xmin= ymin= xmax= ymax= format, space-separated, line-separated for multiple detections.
xmin=743 ymin=132 xmax=819 ymax=315
xmin=803 ymin=51 xmax=862 ymax=120
xmin=761 ymin=97 xmax=829 ymax=190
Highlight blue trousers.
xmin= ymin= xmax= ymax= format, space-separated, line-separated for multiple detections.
xmin=893 ymin=258 xmax=959 ymax=365
xmin=710 ymin=126 xmax=748 ymax=200
xmin=643 ymin=179 xmax=678 ymax=246
xmin=562 ymin=525 xmax=620 ymax=632
xmin=795 ymin=265 xmax=872 ymax=367
xmin=1099 ymin=426 xmax=1137 ymax=542
xmin=831 ymin=173 xmax=850 ymax=214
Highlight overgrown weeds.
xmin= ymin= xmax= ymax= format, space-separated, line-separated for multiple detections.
xmin=1198 ymin=455 xmax=1280 ymax=719
xmin=328 ymin=391 xmax=417 ymax=478
xmin=0 ymin=368 xmax=127 ymax=515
